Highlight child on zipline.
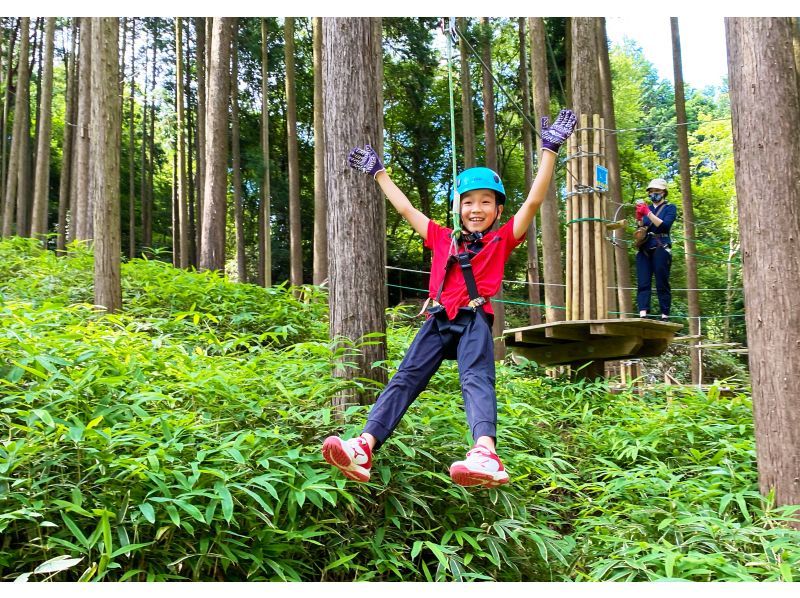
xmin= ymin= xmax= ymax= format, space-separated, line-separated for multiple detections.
xmin=322 ymin=109 xmax=577 ymax=488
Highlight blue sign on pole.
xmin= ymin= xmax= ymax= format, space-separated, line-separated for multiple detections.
xmin=595 ymin=164 xmax=609 ymax=192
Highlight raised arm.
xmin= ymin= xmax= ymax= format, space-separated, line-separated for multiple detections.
xmin=348 ymin=144 xmax=429 ymax=240
xmin=513 ymin=109 xmax=577 ymax=240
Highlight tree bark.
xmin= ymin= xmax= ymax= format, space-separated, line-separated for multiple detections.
xmin=312 ymin=17 xmax=327 ymax=286
xmin=458 ymin=17 xmax=476 ymax=168
xmin=2 ymin=17 xmax=29 ymax=238
xmin=597 ymin=18 xmax=631 ymax=317
xmin=127 ymin=18 xmax=136 ymax=259
xmin=175 ymin=17 xmax=189 ymax=268
xmin=195 ymin=17 xmax=206 ymax=261
xmin=31 ymin=17 xmax=55 ymax=242
xmin=57 ymin=20 xmax=77 ymax=253
xmin=258 ymin=18 xmax=272 ymax=287
xmin=143 ymin=27 xmax=156 ymax=251
xmin=74 ymin=17 xmax=92 ymax=242
xmin=231 ymin=22 xmax=246 ymax=283
xmin=569 ymin=17 xmax=604 ymax=321
xmin=139 ymin=21 xmax=148 ymax=256
xmin=185 ymin=22 xmax=196 ymax=268
xmin=519 ymin=18 xmax=542 ymax=325
xmin=1 ymin=22 xmax=20 ymax=209
xmin=479 ymin=17 xmax=505 ymax=359
xmin=90 ymin=17 xmax=121 ymax=313
xmin=529 ymin=17 xmax=565 ymax=323
xmin=323 ymin=17 xmax=387 ymax=408
xmin=671 ymin=18 xmax=702 ymax=383
xmin=726 ymin=16 xmax=800 ymax=514
xmin=285 ymin=17 xmax=303 ymax=287
xmin=199 ymin=18 xmax=232 ymax=273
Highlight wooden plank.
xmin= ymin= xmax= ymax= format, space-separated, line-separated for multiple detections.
xmin=570 ymin=132 xmax=580 ymax=320
xmin=589 ymin=322 xmax=676 ymax=339
xmin=593 ymin=113 xmax=605 ymax=320
xmin=605 ymin=219 xmax=627 ymax=230
xmin=510 ymin=336 xmax=644 ymax=366
xmin=509 ymin=330 xmax=552 ymax=345
xmin=545 ymin=326 xmax=591 ymax=341
xmin=580 ymin=113 xmax=591 ymax=320
xmin=565 ymin=131 xmax=574 ymax=320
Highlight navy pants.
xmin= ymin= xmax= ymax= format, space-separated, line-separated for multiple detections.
xmin=363 ymin=308 xmax=497 ymax=451
xmin=636 ymin=245 xmax=672 ymax=316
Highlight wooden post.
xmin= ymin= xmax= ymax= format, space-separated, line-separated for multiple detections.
xmin=565 ymin=133 xmax=573 ymax=319
xmin=570 ymin=132 xmax=580 ymax=321
xmin=592 ymin=114 xmax=605 ymax=320
xmin=579 ymin=114 xmax=591 ymax=319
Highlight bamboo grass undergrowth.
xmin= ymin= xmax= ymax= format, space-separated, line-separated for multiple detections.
xmin=1 ymin=237 xmax=798 ymax=581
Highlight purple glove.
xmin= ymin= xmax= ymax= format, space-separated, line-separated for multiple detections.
xmin=347 ymin=144 xmax=385 ymax=178
xmin=540 ymin=109 xmax=578 ymax=154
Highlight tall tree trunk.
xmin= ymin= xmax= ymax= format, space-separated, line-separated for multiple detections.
xmin=74 ymin=17 xmax=92 ymax=241
xmin=312 ymin=17 xmax=327 ymax=286
xmin=199 ymin=18 xmax=232 ymax=272
xmin=794 ymin=18 xmax=800 ymax=97
xmin=726 ymin=16 xmax=800 ymax=515
xmin=138 ymin=22 xmax=148 ymax=256
xmin=569 ymin=17 xmax=603 ymax=321
xmin=323 ymin=17 xmax=387 ymax=408
xmin=175 ymin=17 xmax=189 ymax=268
xmin=231 ymin=23 xmax=246 ymax=283
xmin=518 ymin=18 xmax=542 ymax=325
xmin=2 ymin=17 xmax=29 ymax=238
xmin=285 ymin=18 xmax=303 ymax=287
xmin=195 ymin=17 xmax=206 ymax=261
xmin=529 ymin=17 xmax=565 ymax=323
xmin=57 ymin=20 xmax=77 ymax=253
xmin=143 ymin=28 xmax=156 ymax=251
xmin=127 ymin=18 xmax=136 ymax=259
xmin=479 ymin=17 xmax=505 ymax=359
xmin=1 ymin=22 xmax=20 ymax=209
xmin=90 ymin=17 xmax=121 ymax=313
xmin=671 ymin=18 xmax=702 ymax=383
xmin=258 ymin=18 xmax=272 ymax=287
xmin=597 ymin=18 xmax=631 ymax=317
xmin=458 ymin=17 xmax=476 ymax=169
xmin=185 ymin=22 xmax=196 ymax=268
xmin=31 ymin=17 xmax=55 ymax=242
xmin=172 ymin=151 xmax=178 ymax=265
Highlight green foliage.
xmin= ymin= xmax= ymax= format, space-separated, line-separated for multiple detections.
xmin=1 ymin=238 xmax=797 ymax=581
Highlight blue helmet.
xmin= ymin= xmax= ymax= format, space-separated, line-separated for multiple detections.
xmin=450 ymin=167 xmax=506 ymax=205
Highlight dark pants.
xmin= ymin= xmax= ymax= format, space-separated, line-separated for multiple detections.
xmin=363 ymin=308 xmax=497 ymax=451
xmin=636 ymin=245 xmax=672 ymax=316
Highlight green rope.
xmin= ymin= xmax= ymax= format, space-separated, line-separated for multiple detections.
xmin=446 ymin=17 xmax=461 ymax=238
xmin=566 ymin=217 xmax=612 ymax=225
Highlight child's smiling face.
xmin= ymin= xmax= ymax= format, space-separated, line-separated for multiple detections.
xmin=460 ymin=189 xmax=503 ymax=234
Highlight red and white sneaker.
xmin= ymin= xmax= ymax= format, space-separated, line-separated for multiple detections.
xmin=449 ymin=445 xmax=509 ymax=488
xmin=322 ymin=435 xmax=372 ymax=482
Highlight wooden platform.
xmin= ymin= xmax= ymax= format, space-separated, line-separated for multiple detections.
xmin=503 ymin=318 xmax=683 ymax=366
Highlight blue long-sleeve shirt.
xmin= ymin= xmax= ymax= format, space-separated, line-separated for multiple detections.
xmin=640 ymin=201 xmax=677 ymax=250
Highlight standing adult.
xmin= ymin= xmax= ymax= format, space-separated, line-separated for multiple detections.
xmin=635 ymin=178 xmax=677 ymax=320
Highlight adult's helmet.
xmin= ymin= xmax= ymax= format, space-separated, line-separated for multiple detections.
xmin=646 ymin=178 xmax=668 ymax=196
xmin=450 ymin=167 xmax=506 ymax=205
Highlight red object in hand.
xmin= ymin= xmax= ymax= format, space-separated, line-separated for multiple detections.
xmin=635 ymin=202 xmax=651 ymax=220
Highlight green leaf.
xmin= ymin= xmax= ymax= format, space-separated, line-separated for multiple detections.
xmin=33 ymin=555 xmax=84 ymax=575
xmin=32 ymin=408 xmax=54 ymax=427
xmin=61 ymin=513 xmax=90 ymax=549
xmin=139 ymin=503 xmax=156 ymax=524
xmin=425 ymin=541 xmax=449 ymax=570
xmin=215 ymin=481 xmax=234 ymax=523
xmin=411 ymin=540 xmax=423 ymax=559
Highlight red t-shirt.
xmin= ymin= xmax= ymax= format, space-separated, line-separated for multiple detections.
xmin=424 ymin=217 xmax=525 ymax=321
